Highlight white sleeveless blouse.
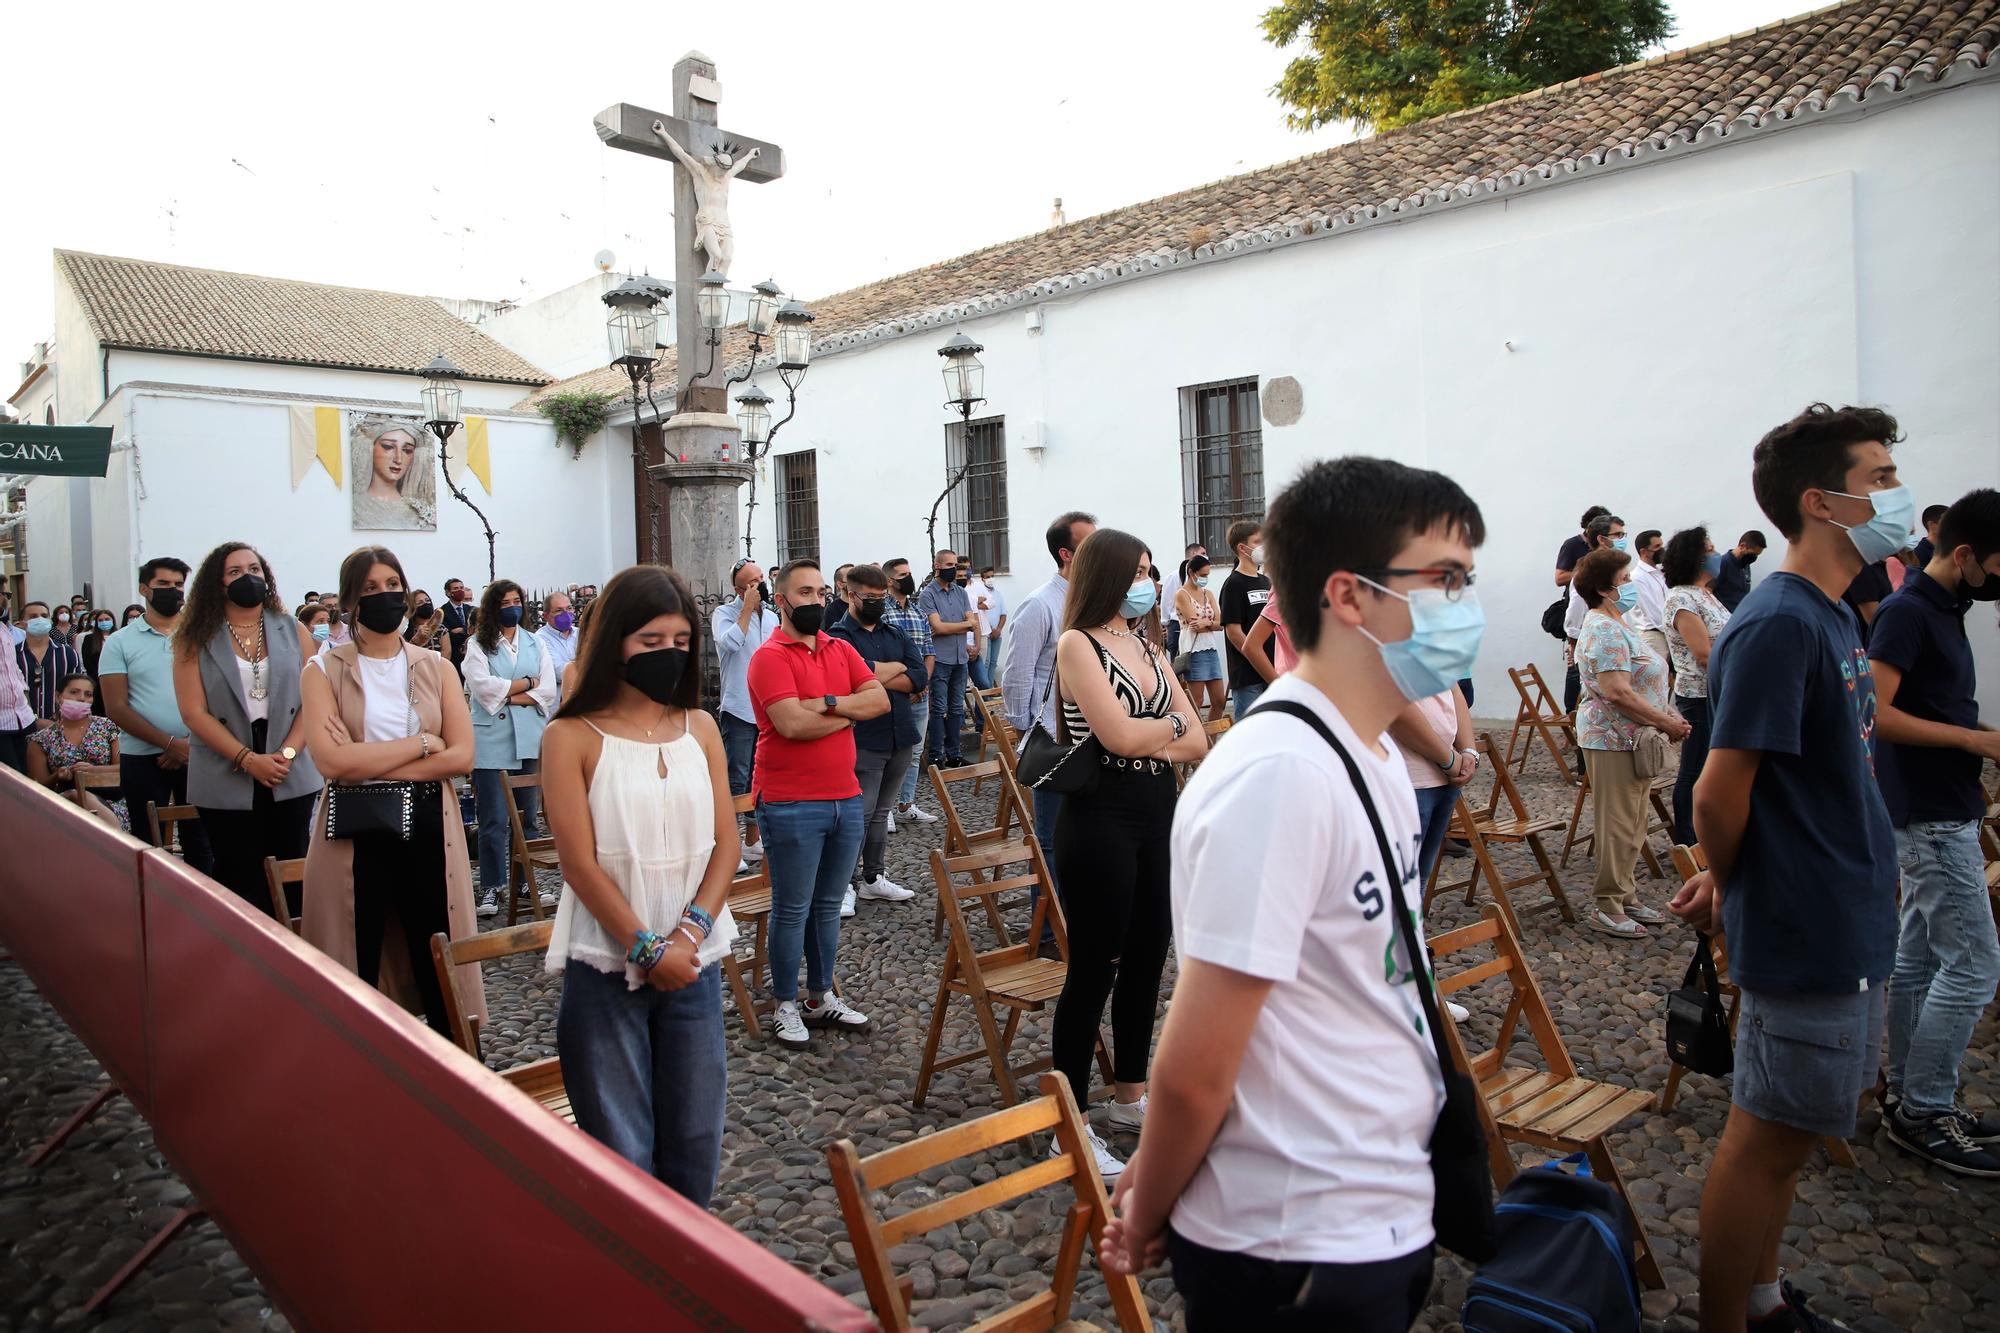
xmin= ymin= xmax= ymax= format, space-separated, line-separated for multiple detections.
xmin=545 ymin=719 xmax=738 ymax=982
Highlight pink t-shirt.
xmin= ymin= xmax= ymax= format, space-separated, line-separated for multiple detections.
xmin=1259 ymin=600 xmax=1297 ymax=674
xmin=1400 ymin=691 xmax=1458 ymax=789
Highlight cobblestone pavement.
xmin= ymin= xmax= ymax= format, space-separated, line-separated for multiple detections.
xmin=4 ymin=728 xmax=1998 ymax=1331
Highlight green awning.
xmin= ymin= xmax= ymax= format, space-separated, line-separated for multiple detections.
xmin=0 ymin=425 xmax=113 ymax=477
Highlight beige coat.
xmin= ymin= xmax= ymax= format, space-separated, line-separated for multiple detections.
xmin=302 ymin=641 xmax=486 ymax=1027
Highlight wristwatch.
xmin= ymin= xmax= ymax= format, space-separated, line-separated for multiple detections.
xmin=281 ymin=745 xmax=298 ymax=761
xmin=824 ymin=694 xmax=839 ymax=713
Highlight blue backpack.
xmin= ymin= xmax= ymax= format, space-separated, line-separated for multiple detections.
xmin=1461 ymin=1153 xmax=1641 ymax=1332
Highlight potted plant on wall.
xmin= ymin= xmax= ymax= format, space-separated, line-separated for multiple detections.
xmin=535 ymin=390 xmax=619 ymax=459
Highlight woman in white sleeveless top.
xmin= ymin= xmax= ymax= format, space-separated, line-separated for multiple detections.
xmin=540 ymin=565 xmax=738 ymax=1206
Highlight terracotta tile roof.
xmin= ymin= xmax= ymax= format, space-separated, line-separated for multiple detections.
xmin=529 ymin=0 xmax=1997 ymax=408
xmin=58 ymin=250 xmax=552 ymax=386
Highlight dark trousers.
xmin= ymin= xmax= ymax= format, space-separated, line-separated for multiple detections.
xmin=124 ymin=751 xmax=212 ymax=873
xmin=0 ymin=726 xmax=28 ymax=774
xmin=1169 ymin=1228 xmax=1434 ymax=1332
xmin=1563 ymin=660 xmax=1581 ymax=717
xmin=1672 ymin=693 xmax=1711 ymax=846
xmin=1051 ymin=763 xmax=1176 ymax=1101
xmin=1456 ymin=676 xmax=1474 ymax=709
xmin=927 ymin=661 xmax=969 ymax=765
xmin=353 ymin=782 xmax=452 ymax=1036
xmin=198 ymin=789 xmax=315 ymax=913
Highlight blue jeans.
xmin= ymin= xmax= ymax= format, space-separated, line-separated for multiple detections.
xmin=473 ymin=759 xmax=539 ymax=894
xmin=719 ymin=711 xmax=761 ymax=844
xmin=1414 ymin=784 xmax=1459 ymax=887
xmin=557 ymin=960 xmax=726 ymax=1207
xmin=969 ymin=652 xmax=993 ymax=691
xmin=1887 ymin=819 xmax=2000 ymax=1117
xmin=1231 ymin=679 xmax=1268 ymax=723
xmin=1671 ymin=694 xmax=1710 ymax=845
xmin=760 ymin=796 xmax=865 ymax=1001
xmin=899 ymin=701 xmax=930 ymax=805
xmin=928 ymin=661 xmax=969 ymax=765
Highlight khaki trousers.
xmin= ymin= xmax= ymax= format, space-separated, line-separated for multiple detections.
xmin=1584 ymin=746 xmax=1649 ymax=913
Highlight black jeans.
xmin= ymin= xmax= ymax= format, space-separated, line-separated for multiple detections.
xmin=1169 ymin=1227 xmax=1434 ymax=1332
xmin=1672 ymin=693 xmax=1711 ymax=846
xmin=124 ymin=750 xmax=213 ymax=874
xmin=0 ymin=726 xmax=28 ymax=774
xmin=1563 ymin=659 xmax=1581 ymax=718
xmin=353 ymin=782 xmax=452 ymax=1037
xmin=1051 ymin=760 xmax=1176 ymax=1103
xmin=198 ymin=789 xmax=315 ymax=912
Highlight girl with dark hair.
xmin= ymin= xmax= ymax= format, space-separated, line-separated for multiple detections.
xmin=300 ymin=544 xmax=480 ymax=1036
xmin=78 ymin=607 xmax=119 ymax=715
xmin=465 ymin=578 xmax=556 ymax=914
xmin=540 ymin=565 xmax=738 ymax=1205
xmin=1172 ymin=554 xmax=1227 ymax=720
xmin=171 ymin=541 xmax=321 ymax=909
xmin=297 ymin=602 xmax=334 ymax=654
xmin=1661 ymin=525 xmax=1732 ymax=844
xmin=1050 ymin=528 xmax=1209 ymax=1178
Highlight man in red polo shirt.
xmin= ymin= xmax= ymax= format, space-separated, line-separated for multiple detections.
xmin=748 ymin=558 xmax=891 ymax=1050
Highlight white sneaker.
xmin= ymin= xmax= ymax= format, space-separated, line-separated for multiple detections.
xmin=857 ymin=874 xmax=914 ymax=902
xmin=1056 ymin=1125 xmax=1124 ymax=1180
xmin=476 ymin=892 xmax=499 ymax=919
xmin=742 ymin=841 xmax=765 ymax=864
xmin=841 ymin=887 xmax=857 ymax=918
xmin=771 ymin=1000 xmax=810 ymax=1049
xmin=803 ymin=992 xmax=871 ymax=1032
xmin=899 ymin=803 xmax=939 ymax=825
xmin=737 ymin=858 xmax=749 ymax=875
xmin=1446 ymin=1000 xmax=1471 ymax=1023
xmin=1100 ymin=1094 xmax=1147 ymax=1135
xmin=886 ymin=809 xmax=898 ymax=834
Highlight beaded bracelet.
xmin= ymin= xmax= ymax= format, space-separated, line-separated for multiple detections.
xmin=683 ymin=904 xmax=714 ymax=936
xmin=627 ymin=930 xmax=665 ymax=965
xmin=673 ymin=925 xmax=704 ymax=952
xmin=634 ymin=935 xmax=670 ymax=972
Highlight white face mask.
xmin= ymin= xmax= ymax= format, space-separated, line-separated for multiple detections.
xmin=1249 ymin=543 xmax=1266 ymax=565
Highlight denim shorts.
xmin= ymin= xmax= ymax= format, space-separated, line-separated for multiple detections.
xmin=1183 ymin=648 xmax=1222 ymax=682
xmin=1734 ymin=985 xmax=1885 ymax=1138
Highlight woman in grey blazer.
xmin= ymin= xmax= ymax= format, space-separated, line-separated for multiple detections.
xmin=172 ymin=541 xmax=322 ymax=916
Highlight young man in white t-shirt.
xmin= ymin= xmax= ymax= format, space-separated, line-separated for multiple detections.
xmin=1101 ymin=455 xmax=1486 ymax=1332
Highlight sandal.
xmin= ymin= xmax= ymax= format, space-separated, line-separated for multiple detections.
xmin=1627 ymin=905 xmax=1665 ymax=924
xmin=1589 ymin=910 xmax=1649 ymax=938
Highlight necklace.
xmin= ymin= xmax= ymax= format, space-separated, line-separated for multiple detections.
xmin=227 ymin=616 xmax=268 ymax=701
xmin=615 ymin=704 xmax=671 ymax=738
xmin=1098 ymin=623 xmax=1135 ymax=639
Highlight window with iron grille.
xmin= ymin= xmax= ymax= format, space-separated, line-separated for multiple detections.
xmin=1179 ymin=378 xmax=1265 ymax=556
xmin=775 ymin=450 xmax=820 ymax=565
xmin=945 ymin=415 xmax=1009 ymax=574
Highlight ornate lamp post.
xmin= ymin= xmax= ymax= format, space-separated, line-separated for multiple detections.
xmin=732 ymin=297 xmax=816 ymax=562
xmin=692 ymin=270 xmax=730 ymax=381
xmin=419 ymin=352 xmax=498 ymax=581
xmin=926 ymin=331 xmax=987 ymax=563
xmin=604 ymin=275 xmax=665 ymax=563
xmin=734 ymin=383 xmax=774 ymax=560
xmin=723 ymin=280 xmax=784 ymax=390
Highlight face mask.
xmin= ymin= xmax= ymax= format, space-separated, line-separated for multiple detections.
xmin=1120 ymin=581 xmax=1157 ymax=620
xmin=1355 ymin=580 xmax=1486 ymax=703
xmin=1702 ymin=552 xmax=1724 ymax=578
xmin=1737 ymin=550 xmax=1759 ymax=567
xmin=1958 ymin=557 xmax=2000 ymax=602
xmin=1822 ymin=485 xmax=1915 ymax=565
xmin=1194 ymin=576 xmax=1210 ymax=589
xmin=410 ymin=600 xmax=434 ymax=621
xmin=934 ymin=568 xmax=956 ymax=586
xmin=550 ymin=610 xmax=574 ymax=633
xmin=499 ymin=605 xmax=524 ymax=629
xmin=1616 ymin=583 xmax=1638 ymax=611
xmin=226 ymin=574 xmax=268 ymax=609
xmin=784 ymin=600 xmax=824 ymax=636
xmin=59 ymin=699 xmax=93 ymax=722
xmin=894 ymin=575 xmax=916 ymax=597
xmin=621 ymin=647 xmax=689 ymax=704
xmin=355 ymin=590 xmax=408 ymax=635
xmin=1609 ymin=536 xmax=1629 ymax=554
xmin=1249 ymin=543 xmax=1265 ymax=565
xmin=311 ymin=624 xmax=332 ymax=642
xmin=25 ymin=617 xmax=52 ymax=636
xmin=96 ymin=619 xmax=114 ymax=633
xmin=55 ymin=615 xmax=71 ymax=629
xmin=854 ymin=598 xmax=885 ymax=626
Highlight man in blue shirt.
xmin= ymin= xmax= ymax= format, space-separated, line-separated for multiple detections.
xmin=828 ymin=564 xmax=927 ymax=913
xmin=1710 ymin=529 xmax=1768 ymax=612
xmin=1672 ymin=404 xmax=1909 ymax=1332
xmin=98 ymin=556 xmax=211 ymax=874
xmin=917 ymin=548 xmax=976 ymax=770
xmin=1868 ymin=489 xmax=2000 ymax=1177
xmin=713 ymin=559 xmax=780 ymax=867
xmin=1000 ymin=512 xmax=1096 ymax=864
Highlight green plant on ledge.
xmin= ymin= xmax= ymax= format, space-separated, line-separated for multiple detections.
xmin=536 ymin=390 xmax=619 ymax=459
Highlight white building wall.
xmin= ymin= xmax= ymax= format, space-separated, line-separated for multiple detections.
xmin=480 ymin=274 xmax=622 ymax=381
xmin=739 ymin=79 xmax=2000 ymax=713
xmin=20 ymin=476 xmax=73 ymax=604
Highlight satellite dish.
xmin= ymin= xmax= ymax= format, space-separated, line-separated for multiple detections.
xmin=594 ymin=249 xmax=617 ymax=273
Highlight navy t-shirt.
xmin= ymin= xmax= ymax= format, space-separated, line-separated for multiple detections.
xmin=1707 ymin=571 xmax=1897 ymax=994
xmin=1867 ymin=571 xmax=1983 ymax=826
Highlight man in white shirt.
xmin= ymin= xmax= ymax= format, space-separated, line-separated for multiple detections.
xmin=1562 ymin=513 xmax=1625 ymax=713
xmin=1626 ymin=528 xmax=1671 ymax=668
xmin=1102 ymin=455 xmax=1485 ymax=1332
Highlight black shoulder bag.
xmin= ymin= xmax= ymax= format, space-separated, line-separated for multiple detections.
xmin=1014 ymin=636 xmax=1103 ymax=796
xmin=1252 ymin=699 xmax=1498 ymax=1262
xmin=1664 ymin=933 xmax=1733 ymax=1077
xmin=322 ymin=650 xmax=422 ymax=841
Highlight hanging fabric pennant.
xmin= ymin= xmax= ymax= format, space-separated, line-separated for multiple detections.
xmin=287 ymin=405 xmax=343 ymax=489
xmin=464 ymin=415 xmax=493 ymax=494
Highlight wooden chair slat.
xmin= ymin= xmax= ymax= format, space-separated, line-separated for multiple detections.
xmin=1513 ymin=1080 xmax=1628 ymax=1135
xmin=860 ymin=1098 xmax=1063 ymax=1188
xmin=1486 ymin=1071 xmax=1574 ymax=1117
xmin=1551 ymin=1087 xmax=1659 ymax=1143
xmin=879 ymin=1154 xmax=1078 ymax=1247
xmin=1438 ymin=954 xmax=1512 ymax=995
xmin=430 ymin=924 xmax=574 ymax=1123
xmin=260 ymin=856 xmax=305 ymax=934
xmin=961 ymin=1292 xmax=1059 ymax=1333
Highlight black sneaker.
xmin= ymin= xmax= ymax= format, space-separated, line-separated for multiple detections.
xmin=1746 ymin=1278 xmax=1856 ymax=1332
xmin=1888 ymin=1089 xmax=2000 ymax=1143
xmin=1886 ymin=1105 xmax=2000 ymax=1177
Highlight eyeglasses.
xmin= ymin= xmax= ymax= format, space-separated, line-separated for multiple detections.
xmin=1354 ymin=567 xmax=1478 ymax=600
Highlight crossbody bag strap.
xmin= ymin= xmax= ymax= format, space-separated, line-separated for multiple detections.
xmin=1251 ymin=700 xmax=1455 ymax=1070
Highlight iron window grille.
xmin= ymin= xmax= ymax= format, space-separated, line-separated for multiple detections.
xmin=945 ymin=415 xmax=1009 ymax=574
xmin=1178 ymin=377 xmax=1265 ymax=555
xmin=775 ymin=449 xmax=821 ymax=565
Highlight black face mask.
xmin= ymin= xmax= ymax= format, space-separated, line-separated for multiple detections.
xmin=411 ymin=600 xmax=435 ymax=621
xmin=622 ymin=647 xmax=689 ymax=704
xmin=785 ymin=600 xmax=824 ymax=636
xmin=894 ymin=574 xmax=915 ymax=597
xmin=854 ymin=598 xmax=885 ymax=626
xmin=1960 ymin=563 xmax=2000 ymax=602
xmin=226 ymin=574 xmax=268 ymax=609
xmin=935 ymin=568 xmax=956 ymax=586
xmin=355 ymin=590 xmax=408 ymax=635
xmin=1737 ymin=551 xmax=1759 ymax=567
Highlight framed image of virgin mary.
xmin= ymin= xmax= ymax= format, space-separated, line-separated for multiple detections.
xmin=350 ymin=413 xmax=438 ymax=531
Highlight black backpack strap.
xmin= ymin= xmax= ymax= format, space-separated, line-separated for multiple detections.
xmin=1249 ymin=699 xmax=1456 ymax=1068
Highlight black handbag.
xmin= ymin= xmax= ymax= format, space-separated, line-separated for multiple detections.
xmin=1665 ymin=933 xmax=1734 ymax=1077
xmin=322 ymin=649 xmax=421 ymax=841
xmin=1254 ymin=699 xmax=1498 ymax=1263
xmin=1014 ymin=647 xmax=1102 ymax=796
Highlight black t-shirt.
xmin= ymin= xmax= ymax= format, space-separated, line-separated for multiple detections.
xmin=1841 ymin=561 xmax=1893 ymax=642
xmin=1712 ymin=553 xmax=1753 ymax=612
xmin=1555 ymin=533 xmax=1590 ymax=578
xmin=1218 ymin=569 xmax=1272 ymax=689
xmin=1868 ymin=571 xmax=1983 ymax=826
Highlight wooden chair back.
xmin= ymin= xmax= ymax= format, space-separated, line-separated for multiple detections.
xmin=261 ymin=856 xmax=305 ymax=934
xmin=828 ymin=1073 xmax=1152 ymax=1333
xmin=502 ymin=771 xmax=553 ymax=924
xmin=928 ymin=759 xmax=1032 ymax=943
xmin=1505 ymin=664 xmax=1577 ymax=784
xmin=429 ymin=920 xmax=556 ymax=1060
xmin=75 ymin=767 xmax=122 ymax=792
xmin=147 ymin=801 xmax=200 ymax=855
xmin=721 ymin=792 xmax=773 ymax=1041
xmin=1430 ymin=908 xmax=1578 ymax=1089
xmin=967 ymin=684 xmax=1008 ymax=780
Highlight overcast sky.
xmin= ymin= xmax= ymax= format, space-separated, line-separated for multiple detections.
xmin=4 ymin=0 xmax=1795 ymax=390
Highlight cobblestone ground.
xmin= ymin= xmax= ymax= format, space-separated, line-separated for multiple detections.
xmin=4 ymin=727 xmax=1998 ymax=1331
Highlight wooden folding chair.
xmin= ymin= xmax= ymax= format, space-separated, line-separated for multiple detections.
xmin=828 ymin=1072 xmax=1152 ymax=1333
xmin=1505 ymin=664 xmax=1579 ymax=785
xmin=502 ymin=772 xmax=558 ymax=925
xmin=260 ymin=856 xmax=305 ymax=933
xmin=928 ymin=759 xmax=1033 ymax=942
xmin=967 ymin=684 xmax=1007 ymax=787
xmin=1425 ymin=733 xmax=1575 ymax=929
xmin=146 ymin=801 xmax=200 ymax=858
xmin=1175 ymin=715 xmax=1232 ymax=789
xmin=1559 ymin=762 xmax=1672 ymax=879
xmin=721 ymin=792 xmax=772 ymax=1041
xmin=1431 ymin=905 xmax=1664 ymax=1290
xmin=916 ymin=838 xmax=1111 ymax=1109
xmin=429 ymin=921 xmax=573 ymax=1123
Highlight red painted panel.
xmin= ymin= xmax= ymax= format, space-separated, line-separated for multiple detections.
xmin=0 ymin=768 xmax=151 ymax=1110
xmin=139 ymin=850 xmax=867 ymax=1332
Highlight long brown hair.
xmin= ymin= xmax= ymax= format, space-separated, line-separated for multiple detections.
xmin=176 ymin=541 xmax=284 ymax=660
xmin=555 ymin=565 xmax=702 ymax=718
xmin=1061 ymin=528 xmax=1153 ymax=635
xmin=474 ymin=578 xmax=524 ymax=654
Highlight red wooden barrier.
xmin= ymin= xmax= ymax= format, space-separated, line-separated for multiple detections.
xmin=0 ymin=770 xmax=870 ymax=1331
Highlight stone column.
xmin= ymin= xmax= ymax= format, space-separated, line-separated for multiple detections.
xmin=652 ymin=413 xmax=749 ymax=706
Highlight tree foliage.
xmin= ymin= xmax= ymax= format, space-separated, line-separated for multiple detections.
xmin=1263 ymin=0 xmax=1675 ymax=133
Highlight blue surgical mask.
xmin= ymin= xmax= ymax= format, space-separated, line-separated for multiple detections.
xmin=1611 ymin=536 xmax=1630 ymax=553
xmin=1356 ymin=579 xmax=1485 ymax=702
xmin=1193 ymin=576 xmax=1209 ymax=589
xmin=499 ymin=605 xmax=524 ymax=629
xmin=25 ymin=616 xmax=52 ymax=637
xmin=1120 ymin=581 xmax=1157 ymax=620
xmin=1823 ymin=485 xmax=1915 ymax=565
xmin=1616 ymin=582 xmax=1638 ymax=611
xmin=1702 ymin=552 xmax=1724 ymax=578
xmin=311 ymin=623 xmax=332 ymax=642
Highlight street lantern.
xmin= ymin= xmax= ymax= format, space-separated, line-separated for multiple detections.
xmin=939 ymin=332 xmax=985 ymax=409
xmin=735 ymin=383 xmax=774 ymax=451
xmin=775 ymin=300 xmax=815 ymax=371
xmin=418 ymin=352 xmax=464 ymax=432
xmin=602 ymin=275 xmax=662 ymax=367
xmin=745 ymin=279 xmax=782 ymax=338
xmin=696 ymin=271 xmax=730 ymax=330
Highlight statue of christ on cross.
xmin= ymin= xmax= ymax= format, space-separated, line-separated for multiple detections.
xmin=650 ymin=121 xmax=758 ymax=278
